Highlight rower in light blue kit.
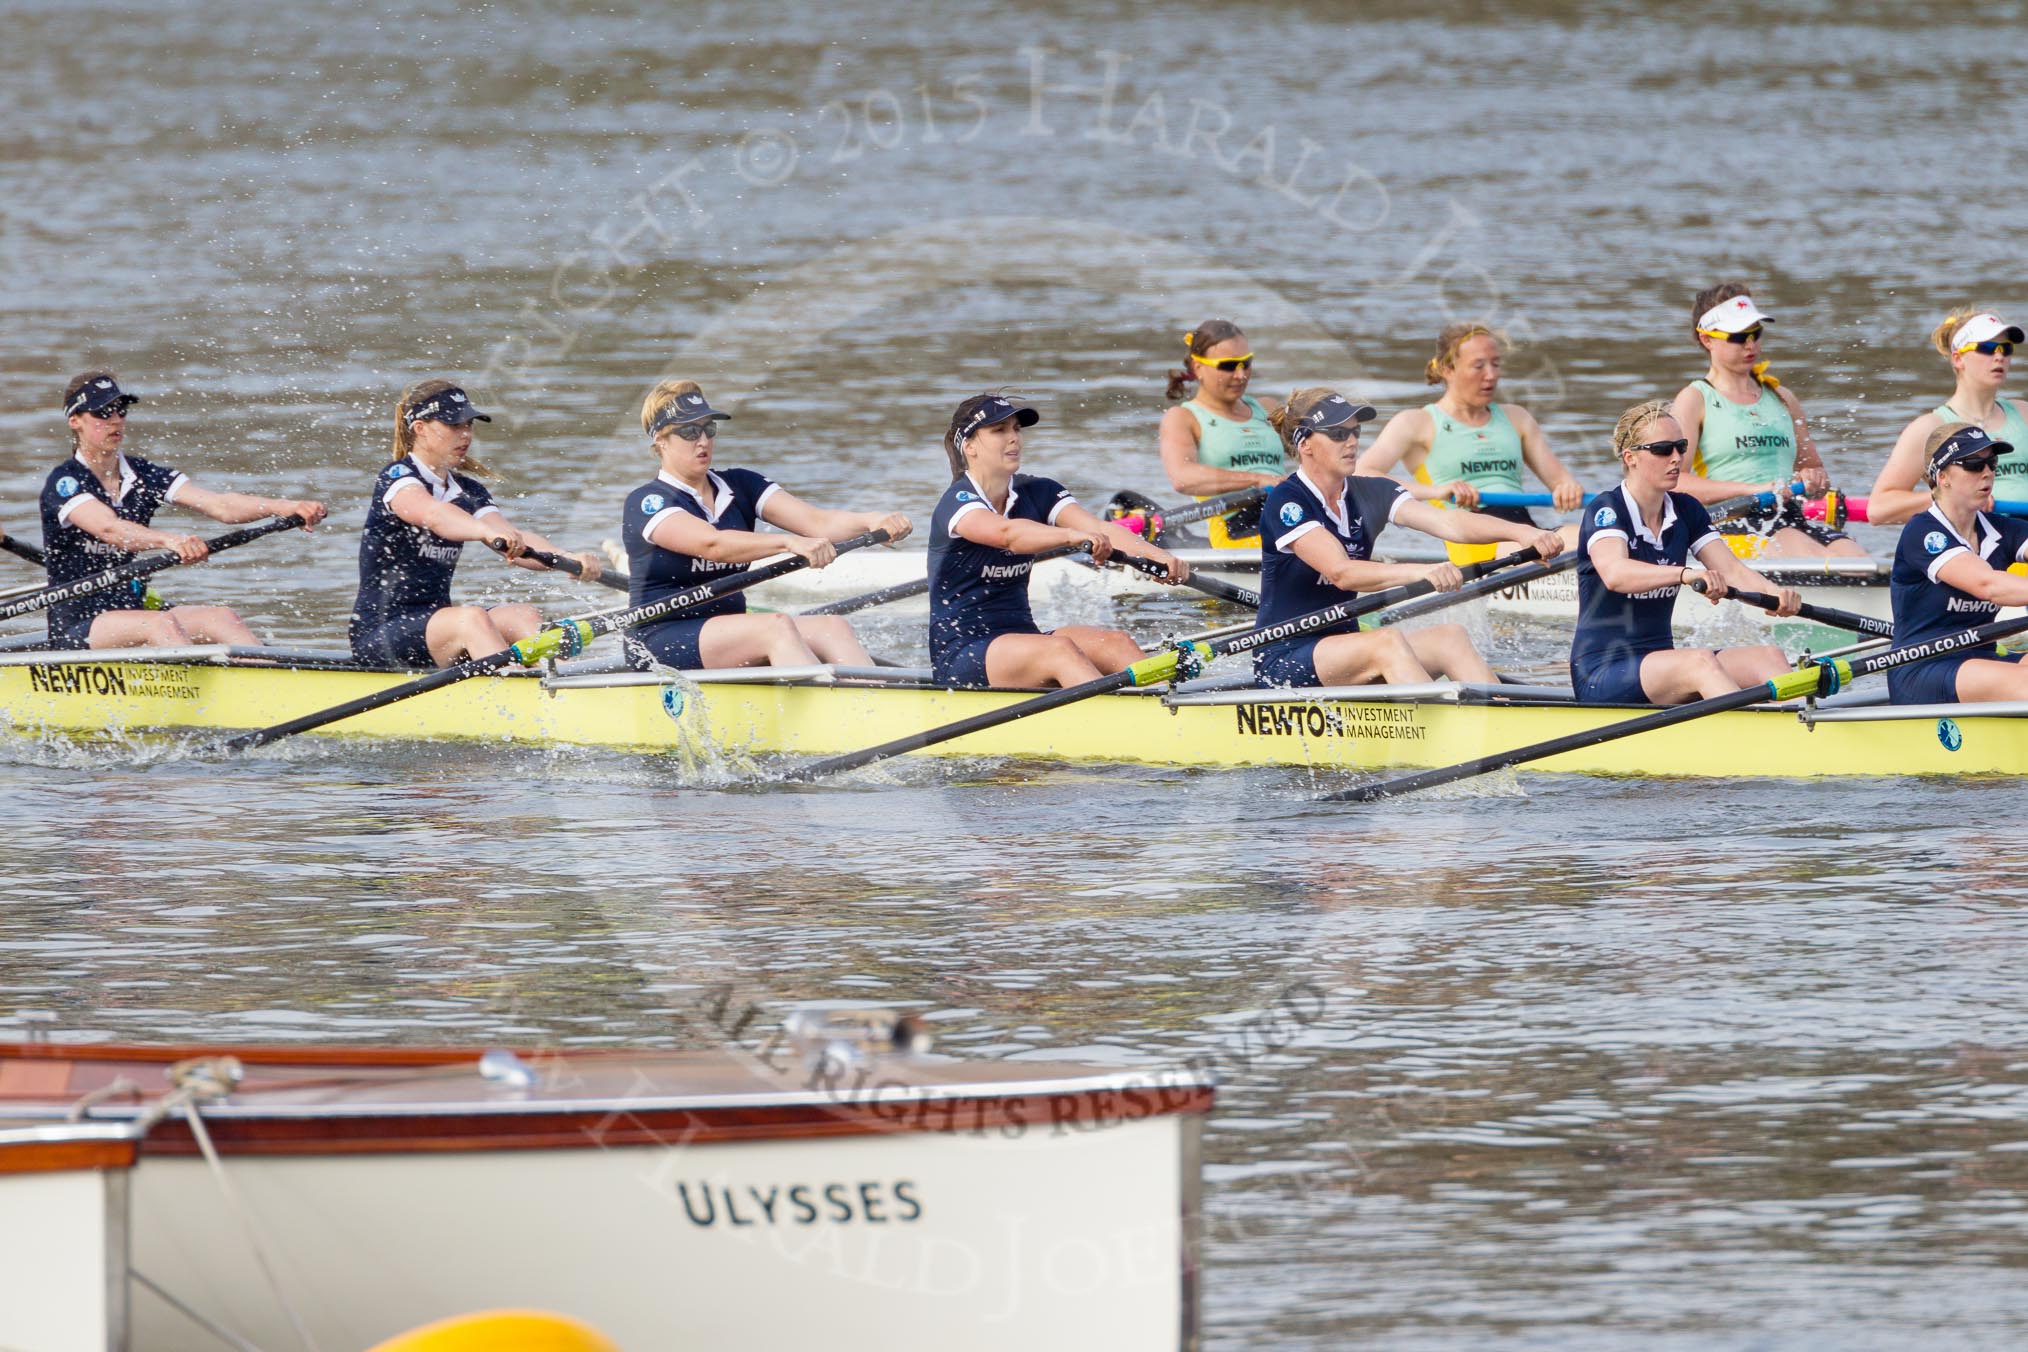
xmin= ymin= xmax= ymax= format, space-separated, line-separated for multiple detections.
xmin=350 ymin=380 xmax=602 ymax=670
xmin=930 ymin=392 xmax=1188 ymax=689
xmin=1670 ymin=284 xmax=1863 ymax=559
xmin=1866 ymin=308 xmax=2028 ymax=526
xmin=1571 ymin=399 xmax=1801 ymax=705
xmin=1158 ymin=319 xmax=1285 ymax=546
xmin=43 ymin=371 xmax=326 ymax=650
xmin=1886 ymin=425 xmax=2028 ymax=705
xmin=620 ymin=379 xmax=909 ymax=671
xmin=1252 ymin=387 xmax=1563 ymax=689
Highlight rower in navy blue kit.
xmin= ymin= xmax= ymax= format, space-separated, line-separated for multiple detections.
xmin=620 ymin=380 xmax=909 ymax=670
xmin=1886 ymin=425 xmax=2028 ymax=704
xmin=350 ymin=380 xmax=603 ymax=670
xmin=929 ymin=393 xmax=1188 ymax=689
xmin=1252 ymin=387 xmax=1563 ymax=688
xmin=42 ymin=371 xmax=326 ymax=650
xmin=1570 ymin=399 xmax=1800 ymax=704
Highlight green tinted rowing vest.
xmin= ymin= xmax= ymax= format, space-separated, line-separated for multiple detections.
xmin=1692 ymin=379 xmax=1795 ymax=484
xmin=1935 ymin=399 xmax=2028 ymax=489
xmin=1185 ymin=395 xmax=1282 ymax=473
xmin=1416 ymin=402 xmax=1523 ymax=494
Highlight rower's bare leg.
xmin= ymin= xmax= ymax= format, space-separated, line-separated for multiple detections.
xmin=488 ymin=604 xmax=543 ymax=644
xmin=1954 ymin=658 xmax=2028 ymax=701
xmin=1715 ymin=644 xmax=1789 ymax=687
xmin=793 ymin=616 xmax=873 ymax=666
xmin=984 ymin=633 xmax=1102 ymax=689
xmin=1055 ymin=625 xmax=1143 ymax=676
xmin=698 ymin=614 xmax=820 ymax=669
xmin=1637 ymin=648 xmax=1741 ymax=703
xmin=1312 ymin=630 xmax=1433 ymax=685
xmin=160 ymin=605 xmax=260 ymax=646
xmin=1756 ymin=527 xmax=1867 ymax=560
xmin=1403 ymin=622 xmax=1497 ymax=683
xmin=88 ymin=609 xmax=192 ymax=649
xmin=427 ymin=605 xmax=512 ymax=666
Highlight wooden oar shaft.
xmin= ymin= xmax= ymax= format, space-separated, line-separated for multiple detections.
xmin=0 ymin=516 xmax=303 ymax=623
xmin=1728 ymin=588 xmax=1892 ymax=638
xmin=223 ymin=530 xmax=890 ymax=752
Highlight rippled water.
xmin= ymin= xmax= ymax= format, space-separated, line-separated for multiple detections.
xmin=7 ymin=2 xmax=2028 ymax=1347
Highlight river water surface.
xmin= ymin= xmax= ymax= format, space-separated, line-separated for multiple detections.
xmin=6 ymin=2 xmax=2028 ymax=1347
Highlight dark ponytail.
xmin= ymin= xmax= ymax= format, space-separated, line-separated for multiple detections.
xmin=1166 ymin=319 xmax=1247 ymax=400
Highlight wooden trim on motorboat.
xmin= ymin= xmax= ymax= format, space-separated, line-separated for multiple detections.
xmin=0 ymin=1137 xmax=138 ymax=1174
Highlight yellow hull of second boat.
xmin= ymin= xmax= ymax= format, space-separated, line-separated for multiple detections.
xmin=0 ymin=657 xmax=2021 ymax=779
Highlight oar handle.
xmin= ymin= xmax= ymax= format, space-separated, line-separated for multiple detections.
xmin=1109 ymin=485 xmax=1267 ymax=539
xmin=1103 ymin=552 xmax=1260 ymax=608
xmin=0 ymin=536 xmax=45 ymax=567
xmin=1728 ymin=587 xmax=1893 ymax=638
xmin=491 ymin=539 xmax=631 ymax=593
xmin=0 ymin=515 xmax=303 ymax=623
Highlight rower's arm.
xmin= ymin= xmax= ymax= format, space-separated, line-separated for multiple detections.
xmin=1055 ymin=501 xmax=1187 ymax=579
xmin=389 ymin=484 xmax=506 ymax=547
xmin=1158 ymin=405 xmax=1281 ymax=497
xmin=1356 ymin=409 xmax=1458 ymax=503
xmin=1392 ymin=498 xmax=1563 ymax=557
xmin=1511 ymin=406 xmax=1584 ymax=511
xmin=174 ymin=482 xmax=327 ymax=529
xmin=1936 ymin=551 xmax=2028 ymax=606
xmin=1779 ymin=387 xmax=1831 ymax=494
xmin=760 ymin=489 xmax=913 ymax=547
xmin=62 ymin=496 xmax=203 ymax=556
xmin=1866 ymin=416 xmax=1940 ymax=526
xmin=648 ymin=509 xmax=819 ymax=565
xmin=951 ymin=506 xmax=1092 ymax=556
xmin=1287 ymin=527 xmax=1429 ymax=593
xmin=1590 ymin=533 xmax=1691 ymax=596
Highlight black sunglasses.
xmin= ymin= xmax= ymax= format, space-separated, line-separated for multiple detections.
xmin=1197 ymin=355 xmax=1253 ymax=372
xmin=1311 ymin=425 xmax=1359 ymax=443
xmin=83 ymin=406 xmax=128 ymax=421
xmin=1719 ymin=327 xmax=1764 ymax=345
xmin=668 ymin=422 xmax=720 ymax=442
xmin=1951 ymin=454 xmax=2000 ymax=474
xmin=1972 ymin=341 xmax=2016 ymax=357
xmin=1632 ymin=438 xmax=1689 ymax=457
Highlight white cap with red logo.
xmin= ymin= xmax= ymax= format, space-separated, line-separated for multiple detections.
xmin=1697 ymin=295 xmax=1774 ymax=336
xmin=1950 ymin=313 xmax=2026 ymax=352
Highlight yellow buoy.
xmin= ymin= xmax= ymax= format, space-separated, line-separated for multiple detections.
xmin=365 ymin=1310 xmax=621 ymax=1352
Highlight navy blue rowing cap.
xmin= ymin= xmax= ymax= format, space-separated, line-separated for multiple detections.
xmin=1290 ymin=393 xmax=1375 ymax=445
xmin=64 ymin=376 xmax=139 ymax=418
xmin=955 ymin=394 xmax=1040 ymax=442
xmin=1928 ymin=425 xmax=2014 ymax=478
xmin=647 ymin=390 xmax=732 ymax=437
xmin=405 ymin=386 xmax=492 ymax=427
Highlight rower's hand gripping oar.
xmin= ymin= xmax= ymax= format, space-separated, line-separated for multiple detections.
xmin=0 ymin=516 xmax=304 ymax=623
xmin=1326 ymin=608 xmax=2028 ymax=803
xmin=1100 ymin=551 xmax=1261 ymax=608
xmin=1726 ymin=587 xmax=1892 ymax=638
xmin=490 ymin=539 xmax=631 ymax=594
xmin=789 ymin=548 xmax=1548 ymax=782
xmin=223 ymin=529 xmax=893 ymax=752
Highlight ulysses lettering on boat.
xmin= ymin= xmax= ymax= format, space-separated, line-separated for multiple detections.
xmin=675 ymin=1179 xmax=922 ymax=1228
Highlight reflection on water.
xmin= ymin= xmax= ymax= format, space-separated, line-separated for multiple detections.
xmin=9 ymin=1 xmax=2028 ymax=1346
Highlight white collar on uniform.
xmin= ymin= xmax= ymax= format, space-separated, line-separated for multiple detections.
xmin=659 ymin=467 xmax=731 ymax=521
xmin=78 ymin=453 xmax=140 ymax=504
xmin=408 ymin=455 xmax=465 ymax=502
xmin=964 ymin=471 xmax=1016 ymax=515
xmin=1925 ymin=502 xmax=2003 ymax=560
xmin=1620 ymin=482 xmax=1678 ymax=549
xmin=1294 ymin=468 xmax=1350 ymax=535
